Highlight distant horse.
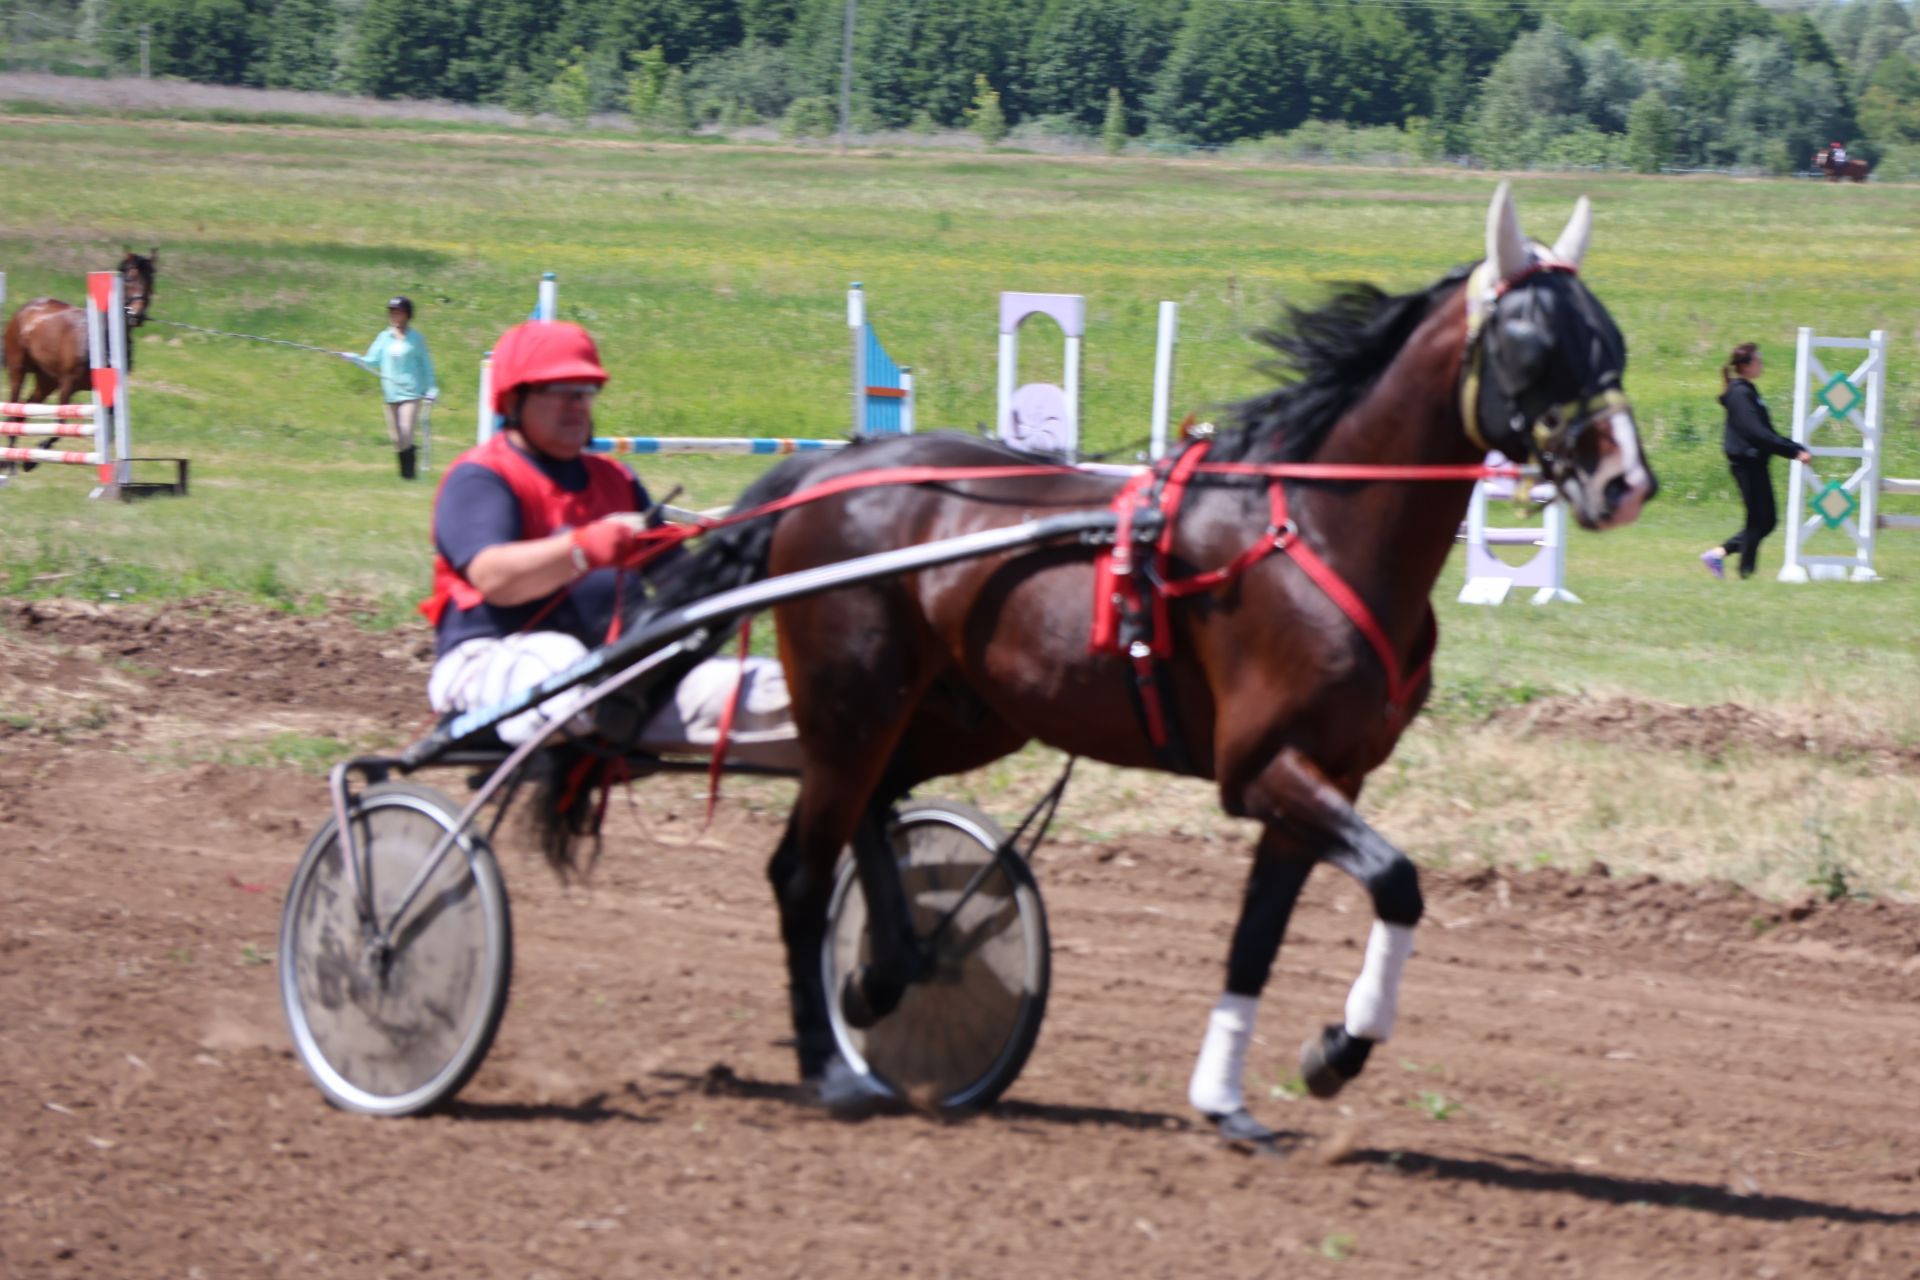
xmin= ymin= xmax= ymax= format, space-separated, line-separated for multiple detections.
xmin=632 ymin=184 xmax=1655 ymax=1138
xmin=3 ymin=250 xmax=157 ymax=467
xmin=1814 ymin=149 xmax=1871 ymax=183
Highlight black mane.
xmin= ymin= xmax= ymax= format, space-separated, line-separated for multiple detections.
xmin=1215 ymin=266 xmax=1471 ymax=463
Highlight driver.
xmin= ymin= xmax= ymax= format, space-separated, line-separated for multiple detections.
xmin=420 ymin=319 xmax=798 ymax=763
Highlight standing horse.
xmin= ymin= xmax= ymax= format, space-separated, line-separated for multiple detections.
xmin=3 ymin=250 xmax=157 ymax=467
xmin=638 ymin=184 xmax=1656 ymax=1139
xmin=1814 ymin=149 xmax=1871 ymax=183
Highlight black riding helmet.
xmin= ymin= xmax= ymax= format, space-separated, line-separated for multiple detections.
xmin=387 ymin=295 xmax=414 ymax=317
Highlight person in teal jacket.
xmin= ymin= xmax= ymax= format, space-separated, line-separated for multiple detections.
xmin=339 ymin=296 xmax=438 ymax=479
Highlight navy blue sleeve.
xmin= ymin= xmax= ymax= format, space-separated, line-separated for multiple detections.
xmin=434 ymin=462 xmax=522 ymax=572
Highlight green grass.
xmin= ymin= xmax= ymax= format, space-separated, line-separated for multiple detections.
xmin=4 ymin=114 xmax=1920 ymax=724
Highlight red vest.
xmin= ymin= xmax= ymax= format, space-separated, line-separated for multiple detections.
xmin=419 ymin=433 xmax=637 ymax=627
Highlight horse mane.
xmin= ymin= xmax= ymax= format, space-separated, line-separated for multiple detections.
xmin=1213 ymin=266 xmax=1471 ymax=463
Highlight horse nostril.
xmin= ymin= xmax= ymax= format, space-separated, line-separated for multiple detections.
xmin=1604 ymin=475 xmax=1629 ymax=510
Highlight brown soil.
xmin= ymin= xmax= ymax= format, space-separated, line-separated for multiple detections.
xmin=3 ymin=601 xmax=1917 ymax=1278
xmin=1488 ymin=693 xmax=1920 ymax=771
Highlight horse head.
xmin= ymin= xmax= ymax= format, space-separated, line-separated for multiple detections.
xmin=1466 ymin=183 xmax=1655 ymax=530
xmin=119 ymin=247 xmax=157 ymax=327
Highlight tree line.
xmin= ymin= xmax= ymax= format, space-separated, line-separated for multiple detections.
xmin=14 ymin=0 xmax=1920 ymax=172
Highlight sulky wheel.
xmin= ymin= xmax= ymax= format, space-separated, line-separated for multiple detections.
xmin=279 ymin=782 xmax=512 ymax=1117
xmin=822 ymin=799 xmax=1050 ymax=1111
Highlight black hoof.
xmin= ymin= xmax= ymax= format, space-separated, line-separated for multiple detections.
xmin=810 ymin=1056 xmax=898 ymax=1120
xmin=839 ymin=965 xmax=906 ymax=1030
xmin=1300 ymin=1023 xmax=1374 ymax=1100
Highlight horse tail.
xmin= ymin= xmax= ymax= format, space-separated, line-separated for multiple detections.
xmin=531 ymin=449 xmax=845 ymax=879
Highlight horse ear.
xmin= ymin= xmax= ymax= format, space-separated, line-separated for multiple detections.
xmin=1486 ymin=181 xmax=1529 ymax=282
xmin=1551 ymin=197 xmax=1591 ymax=270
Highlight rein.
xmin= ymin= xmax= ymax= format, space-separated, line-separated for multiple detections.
xmin=602 ymin=456 xmax=1526 ymax=583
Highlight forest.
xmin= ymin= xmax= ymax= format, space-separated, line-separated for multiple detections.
xmin=7 ymin=1 xmax=1920 ymax=173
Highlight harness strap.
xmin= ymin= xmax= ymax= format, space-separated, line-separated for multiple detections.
xmin=1256 ymin=482 xmax=1432 ymax=720
xmin=1155 ymin=452 xmax=1436 ymax=723
xmin=704 ymin=617 xmax=753 ymax=826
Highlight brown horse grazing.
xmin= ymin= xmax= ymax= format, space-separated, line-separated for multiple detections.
xmin=3 ymin=250 xmax=157 ymax=467
xmin=1814 ymin=149 xmax=1871 ymax=182
xmin=637 ymin=184 xmax=1656 ymax=1139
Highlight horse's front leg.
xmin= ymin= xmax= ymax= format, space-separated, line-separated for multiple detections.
xmin=1187 ymin=822 xmax=1316 ymax=1141
xmin=1189 ymin=746 xmax=1420 ymax=1136
xmin=1248 ymin=746 xmax=1421 ymax=1101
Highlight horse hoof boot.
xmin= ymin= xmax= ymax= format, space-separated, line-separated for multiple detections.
xmin=1300 ymin=1023 xmax=1374 ymax=1099
xmin=1211 ymin=1107 xmax=1279 ymax=1146
xmin=839 ymin=965 xmax=905 ymax=1030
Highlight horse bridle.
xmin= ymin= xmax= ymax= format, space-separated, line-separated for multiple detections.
xmin=121 ymin=261 xmax=151 ymax=327
xmin=1458 ymin=256 xmax=1626 ymax=473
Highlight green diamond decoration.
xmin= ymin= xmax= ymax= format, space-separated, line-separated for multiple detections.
xmin=1817 ymin=372 xmax=1863 ymax=420
xmin=1810 ymin=479 xmax=1857 ymax=530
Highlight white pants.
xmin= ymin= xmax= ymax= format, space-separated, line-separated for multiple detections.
xmin=427 ymin=632 xmax=803 ymax=768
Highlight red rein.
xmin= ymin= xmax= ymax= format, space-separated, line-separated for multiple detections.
xmin=620 ymin=451 xmax=1524 ymax=776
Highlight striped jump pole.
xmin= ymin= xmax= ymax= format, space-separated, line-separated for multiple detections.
xmin=1 ymin=271 xmax=129 ymax=499
xmin=588 ymin=437 xmax=849 ymax=457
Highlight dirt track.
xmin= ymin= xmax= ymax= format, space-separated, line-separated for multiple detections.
xmin=3 ymin=601 xmax=1918 ymax=1278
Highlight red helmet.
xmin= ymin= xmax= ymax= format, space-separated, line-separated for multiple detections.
xmin=490 ymin=321 xmax=608 ymax=414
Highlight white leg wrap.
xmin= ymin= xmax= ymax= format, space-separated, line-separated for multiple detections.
xmin=1187 ymin=992 xmax=1259 ymax=1116
xmin=1343 ymin=921 xmax=1416 ymax=1042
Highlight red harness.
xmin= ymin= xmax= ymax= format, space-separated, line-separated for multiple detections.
xmin=1091 ymin=439 xmax=1455 ymax=749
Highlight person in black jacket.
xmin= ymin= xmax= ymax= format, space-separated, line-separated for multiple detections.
xmin=1701 ymin=343 xmax=1811 ymax=579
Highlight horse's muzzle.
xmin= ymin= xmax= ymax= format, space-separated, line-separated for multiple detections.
xmin=1562 ymin=403 xmax=1656 ymax=531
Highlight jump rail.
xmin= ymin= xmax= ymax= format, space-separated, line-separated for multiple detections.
xmin=0 ymin=270 xmax=185 ymax=500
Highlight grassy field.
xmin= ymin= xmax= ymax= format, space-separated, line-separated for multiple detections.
xmin=3 ymin=113 xmax=1918 ymax=897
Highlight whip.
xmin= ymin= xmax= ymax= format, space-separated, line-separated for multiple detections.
xmin=146 ymin=317 xmax=351 ymax=359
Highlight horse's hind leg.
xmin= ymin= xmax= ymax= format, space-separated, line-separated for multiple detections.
xmin=768 ymin=728 xmax=926 ymax=1103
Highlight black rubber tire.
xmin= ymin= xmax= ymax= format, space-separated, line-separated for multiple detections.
xmin=279 ymin=782 xmax=512 ymax=1117
xmin=822 ymin=799 xmax=1050 ymax=1111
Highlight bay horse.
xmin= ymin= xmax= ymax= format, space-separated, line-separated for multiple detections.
xmin=1814 ymin=149 xmax=1870 ymax=183
xmin=637 ymin=183 xmax=1656 ymax=1139
xmin=3 ymin=250 xmax=157 ymax=467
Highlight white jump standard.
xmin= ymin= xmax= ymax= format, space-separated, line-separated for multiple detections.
xmin=1779 ymin=327 xmax=1890 ymax=582
xmin=1457 ymin=454 xmax=1579 ymax=605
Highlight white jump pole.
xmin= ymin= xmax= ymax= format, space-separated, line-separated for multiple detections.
xmin=849 ymin=283 xmax=867 ymax=436
xmin=1150 ymin=300 xmax=1178 ymax=461
xmin=478 ymin=272 xmax=559 ymax=444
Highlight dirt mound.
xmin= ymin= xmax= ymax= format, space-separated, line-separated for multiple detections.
xmin=1450 ymin=863 xmax=1920 ymax=982
xmin=1487 ymin=693 xmax=1920 ymax=770
xmin=1 ymin=596 xmax=433 ymax=742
